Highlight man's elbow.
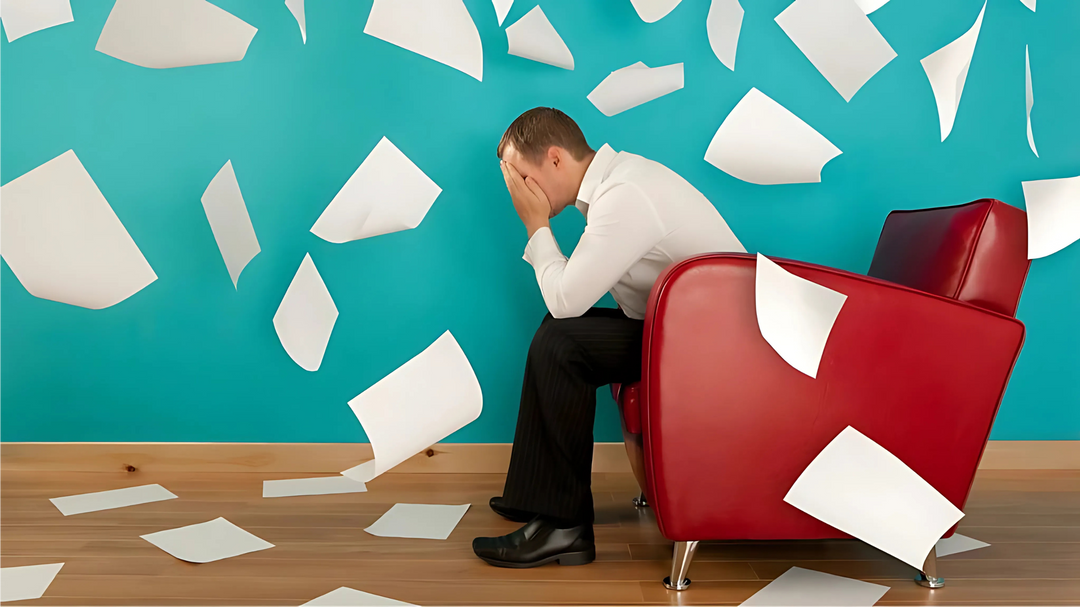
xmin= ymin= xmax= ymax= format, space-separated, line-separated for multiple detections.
xmin=547 ymin=299 xmax=592 ymax=319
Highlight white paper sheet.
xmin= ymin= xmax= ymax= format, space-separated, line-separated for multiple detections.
xmin=50 ymin=484 xmax=177 ymax=516
xmin=707 ymin=0 xmax=743 ymax=71
xmin=853 ymin=0 xmax=889 ymax=13
xmin=784 ymin=426 xmax=965 ymax=571
xmin=492 ymin=0 xmax=513 ymax=26
xmin=505 ymin=6 xmax=573 ymax=70
xmin=0 ymin=150 xmax=157 ymax=309
xmin=364 ymin=0 xmax=483 ymax=81
xmin=273 ymin=254 xmax=338 ymax=371
xmin=1025 ymin=45 xmax=1037 ymax=157
xmin=936 ymin=533 xmax=990 ymax=558
xmin=286 ymin=0 xmax=305 ymax=43
xmin=263 ymin=476 xmax=367 ymax=498
xmin=919 ymin=1 xmax=986 ymax=141
xmin=141 ymin=517 xmax=274 ymax=563
xmin=1023 ymin=175 xmax=1080 ymax=260
xmin=587 ymin=62 xmax=683 ymax=117
xmin=0 ymin=563 xmax=64 ymax=603
xmin=630 ymin=0 xmax=683 ymax=23
xmin=201 ymin=160 xmax=260 ymax=288
xmin=1 ymin=0 xmax=72 ymax=42
xmin=303 ymin=586 xmax=416 ymax=607
xmin=705 ymin=88 xmax=842 ymax=185
xmin=740 ymin=566 xmax=889 ymax=606
xmin=342 ymin=331 xmax=482 ymax=483
xmin=95 ymin=0 xmax=257 ymax=69
xmin=1020 ymin=0 xmax=1035 ymax=11
xmin=311 ymin=137 xmax=442 ymax=244
xmin=364 ymin=504 xmax=470 ymax=540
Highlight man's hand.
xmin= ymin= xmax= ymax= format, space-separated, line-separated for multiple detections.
xmin=501 ymin=161 xmax=551 ymax=238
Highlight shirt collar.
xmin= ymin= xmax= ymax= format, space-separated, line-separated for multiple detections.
xmin=575 ymin=143 xmax=617 ymax=216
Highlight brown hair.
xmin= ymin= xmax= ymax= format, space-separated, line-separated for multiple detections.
xmin=497 ymin=107 xmax=593 ymax=162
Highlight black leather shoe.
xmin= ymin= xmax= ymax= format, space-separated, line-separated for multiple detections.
xmin=472 ymin=518 xmax=595 ymax=568
xmin=489 ymin=496 xmax=535 ymax=523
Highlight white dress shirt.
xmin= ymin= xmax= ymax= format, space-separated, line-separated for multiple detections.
xmin=523 ymin=143 xmax=745 ymax=320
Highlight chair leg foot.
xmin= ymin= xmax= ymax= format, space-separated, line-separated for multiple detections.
xmin=663 ymin=540 xmax=699 ymax=591
xmin=915 ymin=546 xmax=945 ymax=588
xmin=632 ymin=492 xmax=648 ymax=508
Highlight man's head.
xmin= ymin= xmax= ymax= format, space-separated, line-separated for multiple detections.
xmin=497 ymin=108 xmax=595 ymax=218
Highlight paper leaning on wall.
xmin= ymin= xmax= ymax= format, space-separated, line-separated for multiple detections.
xmin=1023 ymin=175 xmax=1080 ymax=260
xmin=303 ymin=586 xmax=416 ymax=607
xmin=707 ymin=0 xmax=743 ymax=71
xmin=630 ymin=0 xmax=683 ymax=23
xmin=201 ymin=160 xmax=260 ymax=288
xmin=286 ymin=0 xmax=306 ymax=43
xmin=936 ymin=533 xmax=990 ymax=558
xmin=263 ymin=476 xmax=367 ymax=498
xmin=273 ymin=254 xmax=339 ymax=372
xmin=365 ymin=504 xmax=471 ymax=540
xmin=1020 ymin=0 xmax=1035 ymax=11
xmin=1 ymin=0 xmax=72 ymax=42
xmin=919 ymin=1 xmax=986 ymax=141
xmin=739 ymin=566 xmax=889 ymax=606
xmin=492 ymin=0 xmax=514 ymax=26
xmin=1025 ymin=45 xmax=1037 ymax=157
xmin=364 ymin=0 xmax=483 ymax=81
xmin=50 ymin=484 xmax=178 ymax=516
xmin=0 ymin=563 xmax=65 ymax=603
xmin=587 ymin=62 xmax=683 ymax=117
xmin=853 ymin=0 xmax=890 ymax=13
xmin=141 ymin=517 xmax=274 ymax=563
xmin=505 ymin=6 xmax=573 ymax=70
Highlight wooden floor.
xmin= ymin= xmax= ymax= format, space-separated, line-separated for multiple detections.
xmin=2 ymin=469 xmax=1078 ymax=605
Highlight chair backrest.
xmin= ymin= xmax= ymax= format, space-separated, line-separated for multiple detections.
xmin=867 ymin=199 xmax=1030 ymax=316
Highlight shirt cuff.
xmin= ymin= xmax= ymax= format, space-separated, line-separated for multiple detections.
xmin=522 ymin=226 xmax=565 ymax=267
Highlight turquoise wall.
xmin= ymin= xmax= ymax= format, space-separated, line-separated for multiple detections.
xmin=2 ymin=0 xmax=1077 ymax=442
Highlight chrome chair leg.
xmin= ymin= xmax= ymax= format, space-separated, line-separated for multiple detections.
xmin=632 ymin=492 xmax=648 ymax=508
xmin=663 ymin=540 xmax=699 ymax=590
xmin=916 ymin=546 xmax=945 ymax=588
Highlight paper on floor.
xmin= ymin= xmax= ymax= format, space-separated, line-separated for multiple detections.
xmin=492 ymin=0 xmax=513 ymax=26
xmin=853 ymin=0 xmax=889 ymax=13
xmin=1 ymin=0 xmax=72 ymax=42
xmin=303 ymin=586 xmax=416 ymax=606
xmin=1023 ymin=175 xmax=1080 ymax=260
xmin=587 ymin=62 xmax=683 ymax=116
xmin=1025 ymin=45 xmax=1037 ymax=157
xmin=263 ymin=476 xmax=367 ymax=498
xmin=705 ymin=88 xmax=841 ymax=185
xmin=630 ymin=0 xmax=682 ymax=23
xmin=286 ymin=0 xmax=305 ymax=43
xmin=365 ymin=504 xmax=470 ymax=540
xmin=505 ymin=6 xmax=573 ymax=70
xmin=50 ymin=484 xmax=177 ymax=516
xmin=740 ymin=566 xmax=889 ymax=606
xmin=95 ymin=0 xmax=257 ymax=69
xmin=936 ymin=533 xmax=990 ymax=558
xmin=311 ymin=137 xmax=442 ymax=243
xmin=919 ymin=1 xmax=986 ymax=141
xmin=0 ymin=563 xmax=64 ymax=603
xmin=707 ymin=0 xmax=743 ymax=71
xmin=201 ymin=160 xmax=260 ymax=288
xmin=754 ymin=254 xmax=847 ymax=379
xmin=0 ymin=149 xmax=157 ymax=309
xmin=141 ymin=517 xmax=273 ymax=563
xmin=342 ymin=331 xmax=482 ymax=483
xmin=785 ymin=426 xmax=965 ymax=571
xmin=273 ymin=254 xmax=338 ymax=371
xmin=775 ymin=0 xmax=896 ymax=102
xmin=364 ymin=0 xmax=483 ymax=81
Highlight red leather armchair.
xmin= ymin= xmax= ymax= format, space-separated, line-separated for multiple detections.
xmin=613 ymin=199 xmax=1030 ymax=590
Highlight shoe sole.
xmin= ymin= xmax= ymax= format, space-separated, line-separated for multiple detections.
xmin=477 ymin=548 xmax=596 ymax=568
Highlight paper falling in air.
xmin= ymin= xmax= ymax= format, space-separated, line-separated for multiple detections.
xmin=1025 ymin=46 xmax=1037 ymax=157
xmin=95 ymin=0 xmax=257 ymax=69
xmin=1 ymin=0 xmax=72 ymax=42
xmin=311 ymin=137 xmax=442 ymax=243
xmin=754 ymin=254 xmax=847 ymax=378
xmin=630 ymin=0 xmax=683 ymax=23
xmin=0 ymin=563 xmax=65 ymax=603
xmin=705 ymin=88 xmax=842 ymax=185
xmin=492 ymin=0 xmax=513 ymax=26
xmin=936 ymin=533 xmax=990 ymax=558
xmin=1023 ymin=175 xmax=1080 ymax=259
xmin=587 ymin=62 xmax=683 ymax=116
xmin=263 ymin=476 xmax=367 ymax=498
xmin=707 ymin=0 xmax=743 ymax=71
xmin=740 ymin=567 xmax=889 ymax=606
xmin=919 ymin=1 xmax=986 ymax=141
xmin=303 ymin=586 xmax=417 ymax=607
xmin=342 ymin=331 xmax=482 ymax=483
xmin=365 ymin=504 xmax=471 ymax=540
xmin=364 ymin=0 xmax=483 ymax=81
xmin=286 ymin=0 xmax=305 ymax=43
xmin=0 ymin=150 xmax=157 ymax=309
xmin=142 ymin=517 xmax=274 ymax=563
xmin=273 ymin=254 xmax=338 ymax=372
xmin=50 ymin=484 xmax=178 ymax=516
xmin=201 ymin=160 xmax=260 ymax=288
xmin=505 ymin=6 xmax=573 ymax=70
xmin=1020 ymin=0 xmax=1035 ymax=11
xmin=853 ymin=0 xmax=890 ymax=13
xmin=784 ymin=426 xmax=965 ymax=571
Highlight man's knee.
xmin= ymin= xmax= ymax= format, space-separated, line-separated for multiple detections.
xmin=529 ymin=316 xmax=576 ymax=364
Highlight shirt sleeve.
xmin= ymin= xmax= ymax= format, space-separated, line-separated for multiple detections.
xmin=523 ymin=184 xmax=664 ymax=319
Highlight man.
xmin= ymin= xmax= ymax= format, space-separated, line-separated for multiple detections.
xmin=472 ymin=108 xmax=744 ymax=568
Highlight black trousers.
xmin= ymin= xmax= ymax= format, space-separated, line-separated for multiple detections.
xmin=501 ymin=307 xmax=645 ymax=524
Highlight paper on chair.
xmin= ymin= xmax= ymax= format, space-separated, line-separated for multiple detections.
xmin=740 ymin=566 xmax=889 ymax=606
xmin=784 ymin=426 xmax=965 ymax=571
xmin=705 ymin=88 xmax=841 ymax=185
xmin=303 ymin=586 xmax=416 ymax=606
xmin=0 ymin=150 xmax=157 ymax=309
xmin=263 ymin=476 xmax=367 ymax=498
xmin=936 ymin=533 xmax=990 ymax=557
xmin=342 ymin=331 xmax=482 ymax=483
xmin=1020 ymin=0 xmax=1035 ymax=11
xmin=364 ymin=0 xmax=483 ymax=81
xmin=775 ymin=0 xmax=896 ymax=102
xmin=587 ymin=62 xmax=683 ymax=116
xmin=630 ymin=0 xmax=683 ymax=23
xmin=707 ymin=0 xmax=743 ymax=71
xmin=364 ymin=504 xmax=470 ymax=540
xmin=286 ymin=0 xmax=305 ymax=43
xmin=95 ymin=0 xmax=257 ymax=69
xmin=141 ymin=517 xmax=273 ymax=563
xmin=919 ymin=1 xmax=986 ymax=141
xmin=273 ymin=254 xmax=338 ymax=372
xmin=50 ymin=484 xmax=177 ymax=516
xmin=1025 ymin=46 xmax=1037 ymax=157
xmin=505 ymin=6 xmax=573 ymax=70
xmin=1023 ymin=175 xmax=1080 ymax=260
xmin=1 ymin=0 xmax=72 ymax=42
xmin=201 ymin=160 xmax=260 ymax=288
xmin=492 ymin=0 xmax=513 ymax=26
xmin=853 ymin=0 xmax=889 ymax=13
xmin=311 ymin=137 xmax=442 ymax=243
xmin=0 ymin=563 xmax=64 ymax=603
